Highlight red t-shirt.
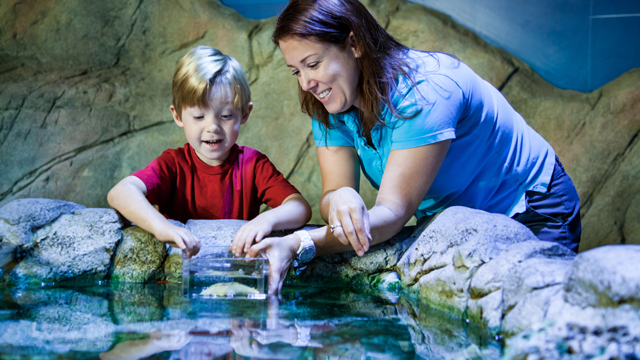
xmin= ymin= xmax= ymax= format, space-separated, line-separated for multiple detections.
xmin=131 ymin=143 xmax=300 ymax=223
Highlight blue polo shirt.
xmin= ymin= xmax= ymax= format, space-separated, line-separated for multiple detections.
xmin=312 ymin=51 xmax=555 ymax=219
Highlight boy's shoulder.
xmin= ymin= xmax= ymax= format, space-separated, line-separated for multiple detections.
xmin=235 ymin=145 xmax=268 ymax=162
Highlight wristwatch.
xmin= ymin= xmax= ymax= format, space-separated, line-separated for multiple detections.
xmin=293 ymin=230 xmax=316 ymax=265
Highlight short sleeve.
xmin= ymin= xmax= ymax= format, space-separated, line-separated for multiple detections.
xmin=131 ymin=151 xmax=177 ymax=208
xmin=254 ymin=154 xmax=301 ymax=209
xmin=312 ymin=115 xmax=355 ymax=147
xmin=388 ymin=72 xmax=463 ymax=150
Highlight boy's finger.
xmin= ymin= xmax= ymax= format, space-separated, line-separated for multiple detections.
xmin=255 ymin=230 xmax=263 ymax=243
xmin=247 ymin=239 xmax=268 ymax=258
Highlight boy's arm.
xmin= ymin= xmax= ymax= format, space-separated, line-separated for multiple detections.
xmin=231 ymin=193 xmax=311 ymax=257
xmin=107 ymin=176 xmax=200 ymax=257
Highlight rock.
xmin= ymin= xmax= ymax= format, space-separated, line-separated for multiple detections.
xmin=579 ymin=131 xmax=640 ymax=250
xmin=291 ymin=226 xmax=414 ymax=286
xmin=502 ymin=257 xmax=571 ymax=314
xmin=164 ymin=246 xmax=184 ymax=284
xmin=502 ymin=284 xmax=564 ymax=336
xmin=371 ymin=271 xmax=402 ymax=292
xmin=185 ymin=219 xmax=247 ymax=259
xmin=468 ymin=240 xmax=574 ymax=331
xmin=160 ymin=219 xmax=189 ymax=283
xmin=0 ymin=199 xmax=85 ymax=246
xmin=505 ymin=295 xmax=640 ymax=359
xmin=564 ymin=245 xmax=640 ymax=308
xmin=470 ymin=240 xmax=575 ymax=299
xmin=396 ymin=294 xmax=502 ymax=360
xmin=7 ymin=208 xmax=122 ymax=285
xmin=110 ymin=226 xmax=168 ymax=283
xmin=502 ymin=65 xmax=640 ymax=252
xmin=397 ymin=207 xmax=536 ymax=313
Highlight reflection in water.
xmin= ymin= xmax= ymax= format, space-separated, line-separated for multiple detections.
xmin=0 ymin=284 xmax=500 ymax=359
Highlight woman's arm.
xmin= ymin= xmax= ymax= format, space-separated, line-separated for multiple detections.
xmin=319 ymin=140 xmax=451 ymax=253
xmin=107 ymin=176 xmax=201 ymax=257
xmin=249 ymin=140 xmax=450 ymax=293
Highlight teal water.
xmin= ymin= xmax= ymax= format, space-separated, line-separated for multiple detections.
xmin=0 ymin=284 xmax=501 ymax=359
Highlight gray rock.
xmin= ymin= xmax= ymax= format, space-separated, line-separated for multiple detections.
xmin=468 ymin=240 xmax=574 ymax=331
xmin=8 ymin=208 xmax=122 ymax=285
xmin=470 ymin=240 xmax=575 ymax=299
xmin=110 ymin=226 xmax=167 ymax=283
xmin=502 ymin=284 xmax=564 ymax=336
xmin=502 ymin=257 xmax=571 ymax=313
xmin=291 ymin=226 xmax=414 ymax=286
xmin=505 ymin=294 xmax=640 ymax=359
xmin=185 ymin=219 xmax=247 ymax=259
xmin=397 ymin=207 xmax=536 ymax=313
xmin=564 ymin=245 xmax=640 ymax=308
xmin=0 ymin=198 xmax=85 ymax=246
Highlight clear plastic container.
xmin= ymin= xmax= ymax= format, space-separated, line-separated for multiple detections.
xmin=182 ymin=247 xmax=268 ymax=299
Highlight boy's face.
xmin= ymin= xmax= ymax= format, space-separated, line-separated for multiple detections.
xmin=171 ymin=87 xmax=252 ymax=166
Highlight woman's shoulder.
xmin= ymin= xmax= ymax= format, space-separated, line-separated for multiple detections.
xmin=404 ymin=50 xmax=460 ymax=77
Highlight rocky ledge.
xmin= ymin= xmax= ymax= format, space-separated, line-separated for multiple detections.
xmin=1 ymin=198 xmax=639 ymax=358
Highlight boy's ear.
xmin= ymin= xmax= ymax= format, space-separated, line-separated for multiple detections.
xmin=170 ymin=105 xmax=184 ymax=128
xmin=241 ymin=102 xmax=253 ymax=125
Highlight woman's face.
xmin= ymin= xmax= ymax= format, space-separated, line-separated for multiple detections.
xmin=279 ymin=36 xmax=361 ymax=113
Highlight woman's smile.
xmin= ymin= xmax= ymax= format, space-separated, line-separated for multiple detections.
xmin=279 ymin=37 xmax=360 ymax=113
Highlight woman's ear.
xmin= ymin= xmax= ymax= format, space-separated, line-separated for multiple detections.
xmin=348 ymin=32 xmax=360 ymax=58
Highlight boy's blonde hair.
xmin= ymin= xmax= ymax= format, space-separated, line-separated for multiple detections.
xmin=172 ymin=46 xmax=251 ymax=118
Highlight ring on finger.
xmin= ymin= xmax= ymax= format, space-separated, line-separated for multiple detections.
xmin=330 ymin=224 xmax=342 ymax=233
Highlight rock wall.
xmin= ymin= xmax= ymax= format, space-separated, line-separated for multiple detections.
xmin=0 ymin=0 xmax=638 ymax=251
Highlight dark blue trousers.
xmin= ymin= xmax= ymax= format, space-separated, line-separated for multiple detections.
xmin=512 ymin=156 xmax=582 ymax=252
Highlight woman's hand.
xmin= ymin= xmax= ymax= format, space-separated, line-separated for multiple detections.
xmin=247 ymin=234 xmax=300 ymax=294
xmin=327 ymin=187 xmax=372 ymax=256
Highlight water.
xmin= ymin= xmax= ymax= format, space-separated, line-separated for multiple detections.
xmin=0 ymin=283 xmax=502 ymax=359
xmin=183 ymin=248 xmax=268 ymax=298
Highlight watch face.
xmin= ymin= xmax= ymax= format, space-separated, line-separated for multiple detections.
xmin=298 ymin=245 xmax=316 ymax=263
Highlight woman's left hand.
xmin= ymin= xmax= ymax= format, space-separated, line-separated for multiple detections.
xmin=326 ymin=187 xmax=372 ymax=256
xmin=247 ymin=234 xmax=300 ymax=294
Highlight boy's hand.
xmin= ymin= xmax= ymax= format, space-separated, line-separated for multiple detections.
xmin=154 ymin=222 xmax=201 ymax=258
xmin=231 ymin=215 xmax=274 ymax=257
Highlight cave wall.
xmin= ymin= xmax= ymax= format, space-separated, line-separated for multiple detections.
xmin=1 ymin=0 xmax=638 ymax=251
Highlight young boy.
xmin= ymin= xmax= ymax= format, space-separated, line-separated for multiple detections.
xmin=107 ymin=46 xmax=312 ymax=258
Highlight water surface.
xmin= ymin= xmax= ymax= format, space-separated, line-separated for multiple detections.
xmin=0 ymin=283 xmax=500 ymax=359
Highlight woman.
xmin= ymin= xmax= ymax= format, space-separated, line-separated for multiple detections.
xmin=248 ymin=0 xmax=581 ymax=294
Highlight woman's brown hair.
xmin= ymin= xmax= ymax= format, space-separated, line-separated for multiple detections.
xmin=272 ymin=0 xmax=415 ymax=146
